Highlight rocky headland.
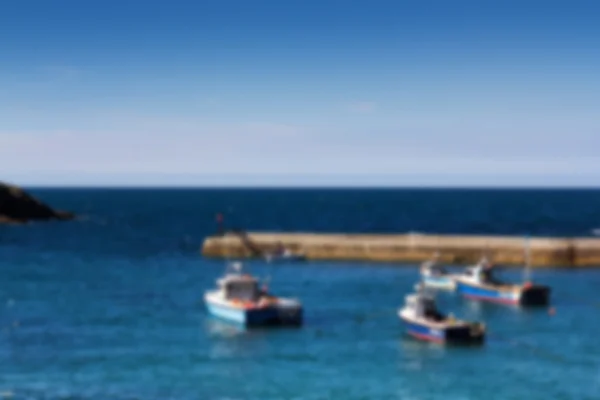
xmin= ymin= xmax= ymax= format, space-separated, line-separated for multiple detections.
xmin=0 ymin=182 xmax=75 ymax=224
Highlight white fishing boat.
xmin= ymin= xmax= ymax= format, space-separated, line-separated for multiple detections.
xmin=420 ymin=253 xmax=460 ymax=290
xmin=264 ymin=244 xmax=307 ymax=263
xmin=265 ymin=249 xmax=307 ymax=263
xmin=204 ymin=262 xmax=303 ymax=327
xmin=454 ymin=240 xmax=551 ymax=306
xmin=398 ymin=283 xmax=486 ymax=345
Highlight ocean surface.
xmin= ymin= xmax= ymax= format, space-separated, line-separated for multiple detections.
xmin=1 ymin=188 xmax=600 ymax=399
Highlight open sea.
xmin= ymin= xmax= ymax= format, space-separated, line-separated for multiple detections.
xmin=1 ymin=188 xmax=600 ymax=400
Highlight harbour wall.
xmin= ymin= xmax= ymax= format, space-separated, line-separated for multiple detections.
xmin=201 ymin=232 xmax=600 ymax=267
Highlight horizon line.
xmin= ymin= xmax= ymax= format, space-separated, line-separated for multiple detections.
xmin=20 ymin=184 xmax=600 ymax=190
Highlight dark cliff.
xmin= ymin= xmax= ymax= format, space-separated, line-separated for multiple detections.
xmin=0 ymin=182 xmax=75 ymax=224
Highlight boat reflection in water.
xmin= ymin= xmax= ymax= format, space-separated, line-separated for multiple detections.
xmin=204 ymin=317 xmax=246 ymax=338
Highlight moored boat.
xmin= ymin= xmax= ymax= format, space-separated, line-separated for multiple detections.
xmin=420 ymin=253 xmax=459 ymax=290
xmin=204 ymin=262 xmax=303 ymax=327
xmin=454 ymin=255 xmax=550 ymax=306
xmin=265 ymin=242 xmax=307 ymax=263
xmin=398 ymin=283 xmax=486 ymax=345
xmin=265 ymin=248 xmax=307 ymax=263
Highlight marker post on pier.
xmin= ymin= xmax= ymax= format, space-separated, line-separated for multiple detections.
xmin=216 ymin=213 xmax=224 ymax=236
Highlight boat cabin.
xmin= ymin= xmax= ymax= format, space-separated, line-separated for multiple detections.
xmin=216 ymin=262 xmax=264 ymax=302
xmin=405 ymin=291 xmax=445 ymax=322
xmin=463 ymin=260 xmax=500 ymax=286
xmin=423 ymin=261 xmax=448 ymax=276
xmin=462 ymin=266 xmax=478 ymax=278
xmin=218 ymin=274 xmax=261 ymax=301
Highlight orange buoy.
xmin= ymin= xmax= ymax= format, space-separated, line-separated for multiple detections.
xmin=548 ymin=307 xmax=556 ymax=316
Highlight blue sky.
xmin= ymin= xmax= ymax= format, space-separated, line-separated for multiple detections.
xmin=1 ymin=0 xmax=599 ymax=186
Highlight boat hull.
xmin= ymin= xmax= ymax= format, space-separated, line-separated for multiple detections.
xmin=519 ymin=285 xmax=551 ymax=306
xmin=205 ymin=295 xmax=303 ymax=327
xmin=455 ymin=279 xmax=550 ymax=306
xmin=422 ymin=275 xmax=457 ymax=290
xmin=399 ymin=313 xmax=485 ymax=345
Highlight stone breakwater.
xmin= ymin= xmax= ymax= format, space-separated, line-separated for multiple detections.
xmin=201 ymin=232 xmax=600 ymax=267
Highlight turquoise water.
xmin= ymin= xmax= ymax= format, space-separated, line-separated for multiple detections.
xmin=1 ymin=189 xmax=600 ymax=399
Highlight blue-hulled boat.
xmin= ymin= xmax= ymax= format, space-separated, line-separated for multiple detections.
xmin=398 ymin=283 xmax=486 ymax=345
xmin=204 ymin=262 xmax=303 ymax=327
xmin=420 ymin=253 xmax=460 ymax=290
xmin=454 ymin=253 xmax=551 ymax=306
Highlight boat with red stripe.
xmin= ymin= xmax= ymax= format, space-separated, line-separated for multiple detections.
xmin=454 ymin=239 xmax=551 ymax=307
xmin=398 ymin=283 xmax=486 ymax=345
